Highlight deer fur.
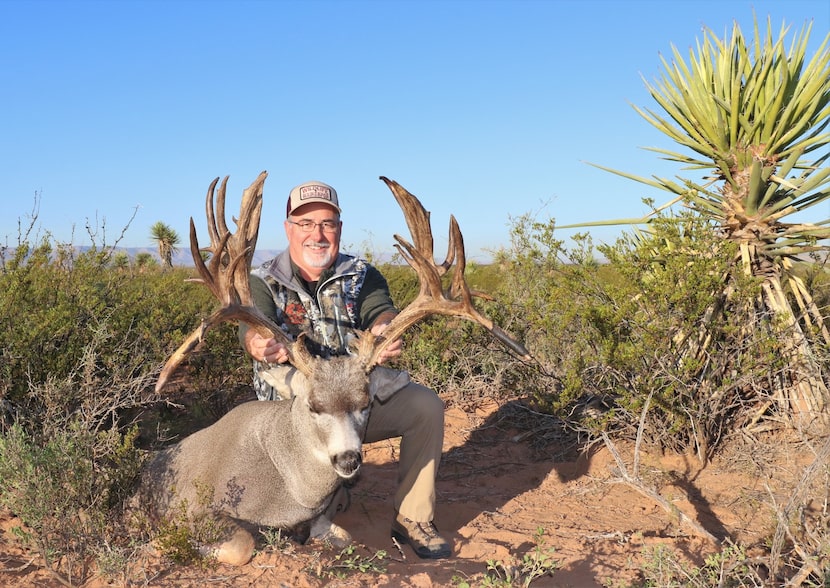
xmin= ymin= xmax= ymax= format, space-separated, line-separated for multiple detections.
xmin=133 ymin=353 xmax=371 ymax=565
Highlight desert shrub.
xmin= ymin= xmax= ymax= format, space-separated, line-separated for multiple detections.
xmin=0 ymin=239 xmax=251 ymax=433
xmin=594 ymin=214 xmax=789 ymax=454
xmin=637 ymin=542 xmax=764 ymax=587
xmin=396 ymin=315 xmax=524 ymax=406
xmin=487 ymin=213 xmax=603 ymax=414
xmin=0 ymin=230 xmax=254 ymax=583
xmin=490 ymin=207 xmax=810 ymax=457
xmin=0 ymin=407 xmax=142 ymax=585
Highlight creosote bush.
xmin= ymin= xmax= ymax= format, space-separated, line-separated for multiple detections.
xmin=0 ymin=233 xmax=252 ymax=584
xmin=491 ymin=205 xmax=828 ymax=458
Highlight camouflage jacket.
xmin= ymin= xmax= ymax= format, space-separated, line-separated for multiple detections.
xmin=240 ymin=250 xmax=398 ymax=399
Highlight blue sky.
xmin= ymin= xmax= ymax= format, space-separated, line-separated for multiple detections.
xmin=2 ymin=0 xmax=828 ymax=263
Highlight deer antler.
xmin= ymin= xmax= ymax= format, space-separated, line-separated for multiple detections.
xmin=359 ymin=177 xmax=532 ymax=369
xmin=156 ymin=172 xmax=311 ymax=392
xmin=157 ymin=173 xmax=531 ymax=392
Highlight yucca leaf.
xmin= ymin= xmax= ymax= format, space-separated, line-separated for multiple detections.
xmin=581 ymin=15 xmax=829 ymax=272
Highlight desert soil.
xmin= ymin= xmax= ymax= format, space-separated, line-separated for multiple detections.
xmin=0 ymin=397 xmax=802 ymax=587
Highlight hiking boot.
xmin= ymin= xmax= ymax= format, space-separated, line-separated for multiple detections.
xmin=391 ymin=513 xmax=452 ymax=559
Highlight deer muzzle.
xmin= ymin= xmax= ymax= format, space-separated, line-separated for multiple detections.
xmin=332 ymin=450 xmax=362 ymax=479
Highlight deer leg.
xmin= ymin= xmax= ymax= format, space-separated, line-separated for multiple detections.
xmin=305 ymin=486 xmax=352 ymax=547
xmin=308 ymin=514 xmax=352 ymax=548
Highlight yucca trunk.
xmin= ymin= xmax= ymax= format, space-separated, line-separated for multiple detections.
xmin=758 ymin=260 xmax=827 ymax=428
xmin=720 ymin=167 xmax=829 ymax=429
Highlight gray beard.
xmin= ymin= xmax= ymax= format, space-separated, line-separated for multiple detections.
xmin=303 ymin=248 xmax=333 ymax=269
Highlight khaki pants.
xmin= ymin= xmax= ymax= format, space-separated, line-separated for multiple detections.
xmin=258 ymin=365 xmax=445 ymax=523
xmin=363 ymin=379 xmax=445 ymax=522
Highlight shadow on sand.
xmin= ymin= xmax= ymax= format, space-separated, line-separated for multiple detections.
xmin=338 ymin=398 xmax=729 ymax=586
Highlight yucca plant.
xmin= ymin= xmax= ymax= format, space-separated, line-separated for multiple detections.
xmin=150 ymin=221 xmax=180 ymax=269
xmin=571 ymin=16 xmax=830 ymax=430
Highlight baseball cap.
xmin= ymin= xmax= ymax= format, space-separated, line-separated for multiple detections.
xmin=286 ymin=181 xmax=341 ymax=217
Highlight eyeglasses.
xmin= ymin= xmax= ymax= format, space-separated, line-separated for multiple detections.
xmin=287 ymin=219 xmax=340 ymax=233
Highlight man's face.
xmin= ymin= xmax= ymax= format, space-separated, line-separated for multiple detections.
xmin=284 ymin=202 xmax=342 ymax=279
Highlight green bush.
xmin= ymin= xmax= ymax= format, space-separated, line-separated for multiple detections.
xmin=0 ymin=240 xmax=250 ymax=432
xmin=0 ymin=232 xmax=253 ymax=583
xmin=488 ymin=207 xmax=804 ymax=457
xmin=0 ymin=419 xmax=141 ymax=585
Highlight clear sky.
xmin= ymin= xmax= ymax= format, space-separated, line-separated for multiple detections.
xmin=2 ymin=0 xmax=828 ymax=263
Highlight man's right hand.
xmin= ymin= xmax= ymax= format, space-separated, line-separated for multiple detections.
xmin=245 ymin=331 xmax=290 ymax=364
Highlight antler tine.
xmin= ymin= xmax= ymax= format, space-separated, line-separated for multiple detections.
xmin=383 ymin=177 xmax=433 ymax=259
xmin=156 ymin=171 xmax=304 ymax=392
xmin=215 ymin=176 xmax=230 ymax=241
xmin=441 ymin=217 xmax=458 ymax=275
xmin=230 ymin=172 xmax=266 ymax=303
xmin=382 ymin=176 xmax=458 ymax=276
xmin=362 ymin=177 xmax=533 ymax=369
xmin=446 ymin=215 xmax=469 ymax=301
xmin=189 ymin=216 xmax=227 ymax=302
xmin=194 ymin=177 xmax=238 ymax=304
xmin=204 ymin=176 xmax=223 ymax=257
xmin=392 ymin=234 xmax=445 ymax=299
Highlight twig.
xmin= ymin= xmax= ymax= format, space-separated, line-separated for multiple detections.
xmin=633 ymin=391 xmax=653 ymax=478
xmin=0 ymin=557 xmax=36 ymax=573
xmin=601 ymin=432 xmax=720 ymax=545
xmin=391 ymin=536 xmax=406 ymax=561
xmin=767 ymin=434 xmax=830 ymax=583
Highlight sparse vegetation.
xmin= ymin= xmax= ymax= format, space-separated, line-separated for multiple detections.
xmin=1 ymin=214 xmax=828 ymax=587
xmin=151 ymin=481 xmax=226 ymax=568
xmin=316 ymin=544 xmax=388 ymax=580
xmin=483 ymin=527 xmax=559 ymax=587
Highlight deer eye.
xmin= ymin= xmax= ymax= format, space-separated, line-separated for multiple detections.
xmin=307 ymin=401 xmax=322 ymax=415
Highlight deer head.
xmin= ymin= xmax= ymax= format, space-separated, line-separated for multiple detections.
xmin=155 ymin=172 xmax=530 ymax=392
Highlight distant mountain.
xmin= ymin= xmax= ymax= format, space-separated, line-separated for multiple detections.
xmin=1 ymin=245 xmax=401 ymax=268
xmin=133 ymin=248 xmax=284 ymax=267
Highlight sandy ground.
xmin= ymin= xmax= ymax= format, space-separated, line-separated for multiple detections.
xmin=0 ymin=397 xmax=800 ymax=587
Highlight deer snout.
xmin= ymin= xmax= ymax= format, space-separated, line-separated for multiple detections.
xmin=332 ymin=450 xmax=362 ymax=479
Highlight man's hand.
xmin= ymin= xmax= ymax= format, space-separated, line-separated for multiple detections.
xmin=371 ymin=321 xmax=402 ymax=364
xmin=245 ymin=330 xmax=290 ymax=364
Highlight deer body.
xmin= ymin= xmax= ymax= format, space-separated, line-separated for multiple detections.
xmin=135 ymin=355 xmax=371 ymax=565
xmin=140 ymin=172 xmax=530 ymax=566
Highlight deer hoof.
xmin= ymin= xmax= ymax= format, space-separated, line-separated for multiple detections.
xmin=309 ymin=516 xmax=352 ymax=549
xmin=208 ymin=526 xmax=256 ymax=566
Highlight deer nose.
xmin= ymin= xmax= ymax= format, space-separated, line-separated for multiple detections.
xmin=332 ymin=450 xmax=362 ymax=478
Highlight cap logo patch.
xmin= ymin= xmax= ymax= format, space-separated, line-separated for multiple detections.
xmin=299 ymin=185 xmax=333 ymax=202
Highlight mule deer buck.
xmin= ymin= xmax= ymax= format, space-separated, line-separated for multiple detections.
xmin=133 ymin=171 xmax=530 ymax=565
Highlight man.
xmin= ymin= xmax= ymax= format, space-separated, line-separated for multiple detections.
xmin=238 ymin=180 xmax=451 ymax=559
